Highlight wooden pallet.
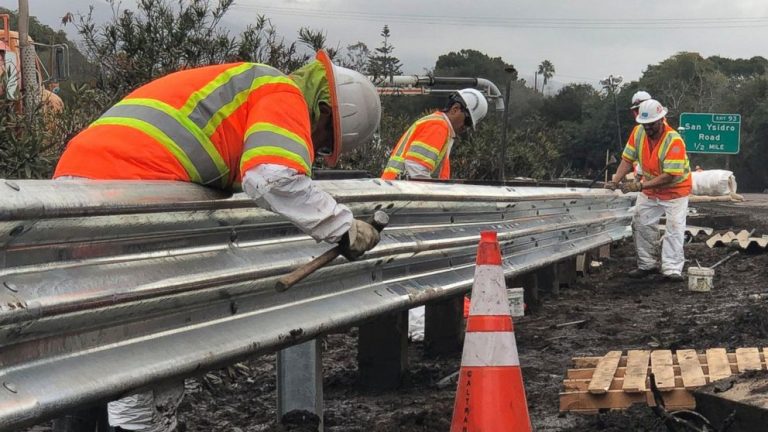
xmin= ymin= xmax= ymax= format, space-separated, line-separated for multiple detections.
xmin=560 ymin=348 xmax=768 ymax=413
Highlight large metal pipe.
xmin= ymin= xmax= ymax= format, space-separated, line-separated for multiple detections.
xmin=17 ymin=0 xmax=39 ymax=112
xmin=376 ymin=75 xmax=504 ymax=111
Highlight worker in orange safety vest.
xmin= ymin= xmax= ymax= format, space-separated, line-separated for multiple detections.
xmin=380 ymin=88 xmax=488 ymax=180
xmin=53 ymin=50 xmax=381 ymax=432
xmin=607 ymin=99 xmax=691 ymax=282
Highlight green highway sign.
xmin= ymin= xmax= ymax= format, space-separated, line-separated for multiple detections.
xmin=679 ymin=112 xmax=741 ymax=154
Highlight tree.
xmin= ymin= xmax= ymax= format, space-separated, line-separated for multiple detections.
xmin=434 ymin=49 xmax=517 ymax=91
xmin=367 ymin=25 xmax=402 ymax=81
xmin=537 ymin=60 xmax=555 ymax=93
xmin=297 ymin=27 xmax=338 ymax=60
xmin=341 ymin=42 xmax=370 ymax=72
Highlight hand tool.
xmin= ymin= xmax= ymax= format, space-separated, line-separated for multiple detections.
xmin=275 ymin=210 xmax=389 ymax=292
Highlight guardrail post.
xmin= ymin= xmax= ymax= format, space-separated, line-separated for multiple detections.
xmin=599 ymin=244 xmax=611 ymax=259
xmin=277 ymin=339 xmax=323 ymax=430
xmin=558 ymin=257 xmax=578 ymax=289
xmin=51 ymin=406 xmax=109 ymax=432
xmin=358 ymin=311 xmax=408 ymax=389
xmin=536 ymin=263 xmax=560 ymax=297
xmin=424 ymin=295 xmax=465 ymax=357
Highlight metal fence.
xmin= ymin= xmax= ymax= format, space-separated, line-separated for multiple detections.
xmin=0 ymin=178 xmax=634 ymax=430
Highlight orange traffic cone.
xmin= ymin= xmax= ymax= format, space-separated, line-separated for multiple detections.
xmin=450 ymin=230 xmax=532 ymax=432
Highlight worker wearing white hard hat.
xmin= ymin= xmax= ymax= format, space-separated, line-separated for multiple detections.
xmin=607 ymin=99 xmax=692 ymax=282
xmin=53 ymin=50 xmax=382 ymax=432
xmin=381 ymin=88 xmax=489 ymax=180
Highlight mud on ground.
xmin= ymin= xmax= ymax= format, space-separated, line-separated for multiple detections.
xmin=173 ymin=199 xmax=768 ymax=431
xmin=26 ymin=199 xmax=768 ymax=431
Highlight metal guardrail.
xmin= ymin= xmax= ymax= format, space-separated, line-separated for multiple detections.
xmin=0 ymin=178 xmax=634 ymax=430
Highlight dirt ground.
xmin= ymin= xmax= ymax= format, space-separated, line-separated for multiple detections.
xmin=26 ymin=195 xmax=768 ymax=431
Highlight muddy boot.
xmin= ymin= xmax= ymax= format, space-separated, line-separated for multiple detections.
xmin=628 ymin=268 xmax=657 ymax=279
xmin=663 ymin=273 xmax=685 ymax=282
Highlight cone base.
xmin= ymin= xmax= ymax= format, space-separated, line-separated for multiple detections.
xmin=450 ymin=366 xmax=531 ymax=432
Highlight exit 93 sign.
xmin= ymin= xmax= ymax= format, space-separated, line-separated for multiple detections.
xmin=679 ymin=113 xmax=741 ymax=154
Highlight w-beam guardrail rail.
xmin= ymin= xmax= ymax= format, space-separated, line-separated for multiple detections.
xmin=0 ymin=178 xmax=634 ymax=430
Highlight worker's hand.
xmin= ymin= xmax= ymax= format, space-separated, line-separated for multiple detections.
xmin=339 ymin=219 xmax=381 ymax=260
xmin=604 ymin=181 xmax=619 ymax=191
xmin=621 ymin=181 xmax=643 ymax=193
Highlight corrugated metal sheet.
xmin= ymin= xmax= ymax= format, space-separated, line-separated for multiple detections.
xmin=0 ymin=179 xmax=634 ymax=429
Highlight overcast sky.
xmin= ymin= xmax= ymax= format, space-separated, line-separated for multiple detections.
xmin=6 ymin=0 xmax=768 ymax=90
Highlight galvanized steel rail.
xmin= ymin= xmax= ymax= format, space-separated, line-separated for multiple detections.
xmin=0 ymin=178 xmax=634 ymax=430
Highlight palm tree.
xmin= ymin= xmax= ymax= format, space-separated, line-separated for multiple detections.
xmin=537 ymin=60 xmax=556 ymax=93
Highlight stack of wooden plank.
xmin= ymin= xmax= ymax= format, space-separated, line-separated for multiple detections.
xmin=560 ymin=348 xmax=767 ymax=413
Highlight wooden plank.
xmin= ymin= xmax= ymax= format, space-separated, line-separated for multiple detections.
xmin=587 ymin=350 xmax=622 ymax=394
xmin=564 ymin=376 xmax=685 ymax=392
xmin=651 ymin=350 xmax=675 ymax=391
xmin=677 ymin=349 xmax=707 ymax=388
xmin=567 ymin=364 xmax=720 ymax=380
xmin=559 ymin=389 xmax=695 ymax=413
xmin=706 ymin=348 xmax=732 ymax=382
xmin=572 ymin=352 xmax=742 ymax=368
xmin=736 ymin=347 xmax=762 ymax=372
xmin=622 ymin=350 xmax=650 ymax=393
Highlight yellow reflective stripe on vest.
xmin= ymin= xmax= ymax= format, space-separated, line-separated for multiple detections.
xmin=406 ymin=150 xmax=437 ymax=170
xmin=180 ymin=63 xmax=299 ymax=136
xmin=120 ymin=98 xmax=229 ymax=183
xmin=243 ymin=122 xmax=312 ymax=173
xmin=92 ymin=117 xmax=202 ymax=183
xmin=406 ymin=141 xmax=440 ymax=169
xmin=240 ymin=146 xmax=311 ymax=174
xmin=180 ymin=63 xmax=254 ymax=117
xmin=200 ymin=75 xmax=297 ymax=136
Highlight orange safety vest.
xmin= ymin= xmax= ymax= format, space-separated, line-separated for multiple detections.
xmin=54 ymin=62 xmax=314 ymax=189
xmin=381 ymin=112 xmax=453 ymax=180
xmin=622 ymin=123 xmax=692 ymax=200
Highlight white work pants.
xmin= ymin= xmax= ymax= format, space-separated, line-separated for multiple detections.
xmin=107 ymin=383 xmax=185 ymax=432
xmin=56 ymin=176 xmax=184 ymax=431
xmin=633 ymin=193 xmax=688 ymax=276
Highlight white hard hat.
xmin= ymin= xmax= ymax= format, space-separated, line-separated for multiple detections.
xmin=456 ymin=88 xmax=488 ymax=129
xmin=630 ymin=90 xmax=652 ymax=109
xmin=635 ymin=99 xmax=667 ymax=124
xmin=315 ymin=50 xmax=381 ymax=167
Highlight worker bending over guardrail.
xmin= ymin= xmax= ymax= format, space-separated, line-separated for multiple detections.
xmin=52 ymin=50 xmax=382 ymax=432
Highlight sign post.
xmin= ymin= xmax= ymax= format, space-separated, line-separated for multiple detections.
xmin=679 ymin=113 xmax=740 ymax=154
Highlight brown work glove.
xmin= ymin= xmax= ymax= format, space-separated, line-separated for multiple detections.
xmin=604 ymin=181 xmax=619 ymax=191
xmin=339 ymin=219 xmax=380 ymax=260
xmin=621 ymin=181 xmax=643 ymax=193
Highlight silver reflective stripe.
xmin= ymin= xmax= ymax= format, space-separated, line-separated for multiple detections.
xmin=243 ymin=131 xmax=312 ymax=165
xmin=385 ymin=157 xmax=405 ymax=171
xmin=103 ymin=104 xmax=224 ymax=185
xmin=406 ymin=144 xmax=439 ymax=163
xmin=635 ymin=128 xmax=646 ymax=174
xmin=187 ymin=65 xmax=286 ymax=130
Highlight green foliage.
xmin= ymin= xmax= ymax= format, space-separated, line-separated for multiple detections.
xmin=0 ymin=82 xmax=112 ymax=179
xmin=77 ymin=0 xmax=243 ymax=94
xmin=537 ymin=60 xmax=555 ymax=92
xmin=435 ymin=49 xmax=517 ymax=91
xmin=367 ymin=25 xmax=402 ymax=80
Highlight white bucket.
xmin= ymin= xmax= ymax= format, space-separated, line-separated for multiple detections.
xmin=688 ymin=267 xmax=714 ymax=292
xmin=507 ymin=287 xmax=525 ymax=317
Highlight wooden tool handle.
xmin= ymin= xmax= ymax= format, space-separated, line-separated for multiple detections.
xmin=274 ymin=211 xmax=390 ymax=292
xmin=275 ymin=247 xmax=340 ymax=292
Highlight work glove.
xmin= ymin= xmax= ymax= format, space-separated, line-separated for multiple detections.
xmin=604 ymin=181 xmax=618 ymax=191
xmin=621 ymin=181 xmax=643 ymax=193
xmin=338 ymin=219 xmax=381 ymax=260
